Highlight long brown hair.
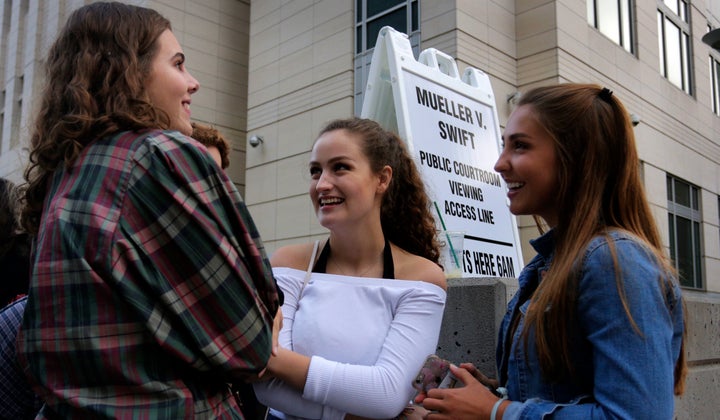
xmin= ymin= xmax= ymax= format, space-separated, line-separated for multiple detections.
xmin=318 ymin=118 xmax=440 ymax=263
xmin=518 ymin=84 xmax=686 ymax=394
xmin=22 ymin=2 xmax=172 ymax=234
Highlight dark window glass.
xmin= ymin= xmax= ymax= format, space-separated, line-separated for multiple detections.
xmin=366 ymin=7 xmax=406 ymax=50
xmin=367 ymin=0 xmax=404 ymax=18
xmin=411 ymin=0 xmax=418 ymax=31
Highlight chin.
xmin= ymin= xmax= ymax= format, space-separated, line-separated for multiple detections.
xmin=175 ymin=123 xmax=193 ymax=136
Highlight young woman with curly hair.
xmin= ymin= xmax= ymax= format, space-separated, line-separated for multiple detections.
xmin=17 ymin=2 xmax=281 ymax=418
xmin=254 ymin=117 xmax=447 ymax=419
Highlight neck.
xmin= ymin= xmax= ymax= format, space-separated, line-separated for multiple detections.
xmin=328 ymin=235 xmax=386 ymax=278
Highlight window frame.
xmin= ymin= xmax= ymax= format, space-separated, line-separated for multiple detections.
xmin=353 ymin=0 xmax=419 ymax=115
xmin=667 ymin=174 xmax=704 ymax=289
xmin=657 ymin=0 xmax=693 ymax=94
xmin=587 ymin=0 xmax=636 ymax=54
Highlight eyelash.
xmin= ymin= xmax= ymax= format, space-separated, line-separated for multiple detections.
xmin=309 ymin=163 xmax=350 ymax=178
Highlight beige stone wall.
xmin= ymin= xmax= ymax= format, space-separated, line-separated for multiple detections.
xmin=246 ymin=0 xmax=355 ymax=254
xmin=150 ymin=0 xmax=251 ymax=193
xmin=0 ymin=0 xmax=250 ymax=191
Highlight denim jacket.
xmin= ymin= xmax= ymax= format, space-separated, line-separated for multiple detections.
xmin=497 ymin=229 xmax=684 ymax=419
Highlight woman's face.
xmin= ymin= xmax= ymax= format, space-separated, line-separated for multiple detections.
xmin=145 ymin=29 xmax=199 ymax=136
xmin=494 ymin=104 xmax=559 ymax=226
xmin=309 ymin=129 xmax=390 ymax=231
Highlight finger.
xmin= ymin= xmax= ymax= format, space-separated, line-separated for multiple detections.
xmin=420 ymin=392 xmax=444 ymax=412
xmin=458 ymin=362 xmax=477 ymax=374
xmin=448 ymin=364 xmax=476 ymax=385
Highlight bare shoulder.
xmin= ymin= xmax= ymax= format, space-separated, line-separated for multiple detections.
xmin=392 ymin=245 xmax=447 ymax=291
xmin=270 ymin=242 xmax=319 ymax=270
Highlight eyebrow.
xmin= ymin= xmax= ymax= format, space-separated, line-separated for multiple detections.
xmin=502 ymin=133 xmax=530 ymax=141
xmin=309 ymin=156 xmax=352 ymax=166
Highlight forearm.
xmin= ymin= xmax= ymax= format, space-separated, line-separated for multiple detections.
xmin=266 ymin=347 xmax=311 ymax=391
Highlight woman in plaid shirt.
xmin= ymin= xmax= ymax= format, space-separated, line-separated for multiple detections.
xmin=17 ymin=3 xmax=281 ymax=418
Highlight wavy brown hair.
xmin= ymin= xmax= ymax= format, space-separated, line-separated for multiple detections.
xmin=318 ymin=118 xmax=441 ymax=264
xmin=518 ymin=83 xmax=686 ymax=394
xmin=192 ymin=122 xmax=230 ymax=169
xmin=21 ymin=2 xmax=172 ymax=234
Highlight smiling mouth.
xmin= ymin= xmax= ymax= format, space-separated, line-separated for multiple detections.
xmin=319 ymin=197 xmax=344 ymax=207
xmin=506 ymin=182 xmax=524 ymax=190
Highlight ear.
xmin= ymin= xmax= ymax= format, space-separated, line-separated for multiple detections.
xmin=376 ymin=165 xmax=392 ymax=194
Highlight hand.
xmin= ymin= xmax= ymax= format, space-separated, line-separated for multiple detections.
xmin=344 ymin=404 xmax=430 ymax=420
xmin=272 ymin=308 xmax=283 ymax=356
xmin=418 ymin=364 xmax=504 ymax=419
xmin=394 ymin=404 xmax=430 ymax=420
xmin=243 ymin=367 xmax=274 ymax=382
xmin=458 ymin=362 xmax=499 ymax=390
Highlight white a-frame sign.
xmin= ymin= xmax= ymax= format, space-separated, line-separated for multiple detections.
xmin=361 ymin=26 xmax=522 ymax=279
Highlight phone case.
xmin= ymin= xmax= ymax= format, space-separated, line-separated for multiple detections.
xmin=412 ymin=354 xmax=453 ymax=393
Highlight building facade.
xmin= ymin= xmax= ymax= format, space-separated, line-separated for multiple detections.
xmin=2 ymin=0 xmax=719 ymax=416
xmin=2 ymin=0 xmax=719 ymax=290
xmin=242 ymin=0 xmax=720 ymax=294
xmin=3 ymin=1 xmax=720 ymax=286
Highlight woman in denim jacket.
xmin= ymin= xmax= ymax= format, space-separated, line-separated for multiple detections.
xmin=417 ymin=83 xmax=687 ymax=419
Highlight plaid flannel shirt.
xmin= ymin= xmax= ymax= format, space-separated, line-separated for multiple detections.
xmin=18 ymin=130 xmax=280 ymax=419
xmin=0 ymin=297 xmax=42 ymax=418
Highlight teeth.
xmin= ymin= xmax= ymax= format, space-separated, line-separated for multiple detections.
xmin=183 ymin=103 xmax=190 ymax=110
xmin=320 ymin=197 xmax=344 ymax=206
xmin=506 ymin=182 xmax=524 ymax=189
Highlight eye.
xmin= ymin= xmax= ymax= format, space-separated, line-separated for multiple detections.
xmin=174 ymin=58 xmax=185 ymax=70
xmin=332 ymin=162 xmax=350 ymax=172
xmin=511 ymin=140 xmax=528 ymax=151
xmin=309 ymin=166 xmax=321 ymax=179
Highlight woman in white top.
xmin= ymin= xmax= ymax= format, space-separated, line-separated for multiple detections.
xmin=254 ymin=117 xmax=447 ymax=419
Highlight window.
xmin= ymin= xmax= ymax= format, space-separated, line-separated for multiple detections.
xmin=709 ymin=25 xmax=720 ymax=116
xmin=587 ymin=0 xmax=635 ymax=54
xmin=711 ymin=55 xmax=720 ymax=115
xmin=667 ymin=175 xmax=703 ymax=289
xmin=657 ymin=0 xmax=692 ymax=94
xmin=354 ymin=0 xmax=419 ymax=114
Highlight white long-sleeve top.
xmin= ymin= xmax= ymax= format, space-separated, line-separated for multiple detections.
xmin=253 ymin=267 xmax=447 ymax=420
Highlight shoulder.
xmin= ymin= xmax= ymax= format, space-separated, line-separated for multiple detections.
xmin=270 ymin=242 xmax=319 ymax=271
xmin=578 ymin=230 xmax=671 ymax=291
xmin=392 ymin=245 xmax=447 ymax=291
xmin=582 ymin=230 xmax=656 ymax=265
xmin=123 ymin=130 xmax=218 ymax=180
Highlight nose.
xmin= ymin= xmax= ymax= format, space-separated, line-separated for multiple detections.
xmin=494 ymin=148 xmax=508 ymax=173
xmin=315 ymin=172 xmax=332 ymax=192
xmin=187 ymin=72 xmax=200 ymax=94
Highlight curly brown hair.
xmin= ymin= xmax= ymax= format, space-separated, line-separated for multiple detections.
xmin=191 ymin=122 xmax=230 ymax=169
xmin=318 ymin=118 xmax=440 ymax=264
xmin=21 ymin=2 xmax=172 ymax=234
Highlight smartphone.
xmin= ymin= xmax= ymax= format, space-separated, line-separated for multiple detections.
xmin=412 ymin=354 xmax=461 ymax=393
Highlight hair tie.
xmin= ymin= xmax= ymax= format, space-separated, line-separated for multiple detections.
xmin=598 ymin=87 xmax=613 ymax=102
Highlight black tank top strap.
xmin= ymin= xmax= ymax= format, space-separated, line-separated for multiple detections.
xmin=312 ymin=238 xmax=395 ymax=279
xmin=312 ymin=240 xmax=331 ymax=273
xmin=382 ymin=238 xmax=394 ymax=279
